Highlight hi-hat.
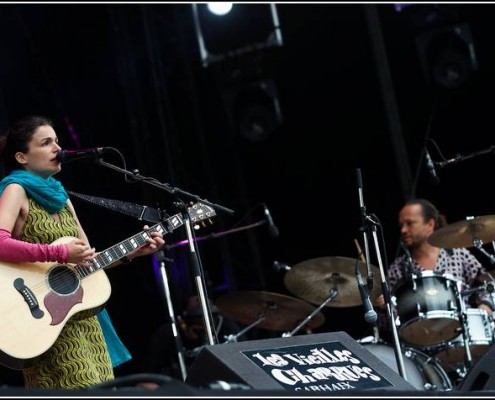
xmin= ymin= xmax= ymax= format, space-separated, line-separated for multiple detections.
xmin=284 ymin=256 xmax=382 ymax=307
xmin=215 ymin=291 xmax=325 ymax=331
xmin=428 ymin=215 xmax=495 ymax=249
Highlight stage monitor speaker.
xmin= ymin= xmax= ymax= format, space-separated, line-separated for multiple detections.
xmin=457 ymin=344 xmax=495 ymax=391
xmin=185 ymin=331 xmax=416 ymax=394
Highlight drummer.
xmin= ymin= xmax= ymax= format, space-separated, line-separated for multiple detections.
xmin=374 ymin=198 xmax=494 ymax=331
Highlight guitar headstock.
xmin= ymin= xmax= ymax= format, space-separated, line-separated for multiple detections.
xmin=187 ymin=202 xmax=216 ymax=229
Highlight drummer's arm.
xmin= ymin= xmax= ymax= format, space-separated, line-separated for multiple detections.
xmin=479 ymin=303 xmax=493 ymax=314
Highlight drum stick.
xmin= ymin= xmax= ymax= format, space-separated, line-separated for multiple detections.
xmin=354 ymin=239 xmax=366 ymax=263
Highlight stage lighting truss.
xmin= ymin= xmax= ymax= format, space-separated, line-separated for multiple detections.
xmin=191 ymin=3 xmax=284 ymax=68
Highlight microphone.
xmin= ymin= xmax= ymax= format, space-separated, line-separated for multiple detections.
xmin=56 ymin=148 xmax=110 ymax=163
xmin=437 ymin=155 xmax=462 ymax=168
xmin=355 ymin=262 xmax=377 ymax=324
xmin=424 ymin=149 xmax=440 ymax=185
xmin=358 ymin=282 xmax=378 ymax=324
xmin=272 ymin=260 xmax=291 ymax=272
xmin=262 ymin=203 xmax=279 ymax=237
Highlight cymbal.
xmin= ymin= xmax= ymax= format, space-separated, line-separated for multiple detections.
xmin=284 ymin=256 xmax=381 ymax=307
xmin=428 ymin=215 xmax=495 ymax=249
xmin=215 ymin=291 xmax=325 ymax=332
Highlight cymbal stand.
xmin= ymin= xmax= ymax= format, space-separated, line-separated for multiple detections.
xmin=223 ymin=305 xmax=274 ymax=343
xmin=355 ymin=168 xmax=407 ymax=380
xmin=469 ymin=230 xmax=495 ymax=307
xmin=472 ymin=236 xmax=495 ymax=265
xmin=464 ymin=215 xmax=495 ymax=264
xmin=282 ymin=287 xmax=338 ymax=337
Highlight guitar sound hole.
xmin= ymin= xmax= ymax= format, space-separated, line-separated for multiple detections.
xmin=48 ymin=265 xmax=79 ymax=295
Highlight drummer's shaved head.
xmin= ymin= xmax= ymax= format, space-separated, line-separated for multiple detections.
xmin=404 ymin=198 xmax=448 ymax=230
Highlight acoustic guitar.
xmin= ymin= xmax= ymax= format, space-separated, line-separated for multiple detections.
xmin=0 ymin=202 xmax=215 ymax=370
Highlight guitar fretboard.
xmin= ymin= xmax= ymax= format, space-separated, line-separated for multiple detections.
xmin=74 ymin=215 xmax=183 ymax=278
xmin=71 ymin=202 xmax=215 ymax=279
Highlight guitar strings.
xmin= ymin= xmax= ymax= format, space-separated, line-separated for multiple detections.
xmin=20 ymin=205 xmax=213 ymax=316
xmin=25 ymin=225 xmax=163 ymax=299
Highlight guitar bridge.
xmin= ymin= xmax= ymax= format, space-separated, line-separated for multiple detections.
xmin=14 ymin=278 xmax=44 ymax=319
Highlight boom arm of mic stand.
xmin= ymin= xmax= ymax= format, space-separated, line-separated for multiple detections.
xmin=437 ymin=145 xmax=495 ymax=168
xmin=165 ymin=220 xmax=267 ymax=250
xmin=93 ymin=158 xmax=235 ymax=215
xmin=93 ymin=158 xmax=234 ymax=347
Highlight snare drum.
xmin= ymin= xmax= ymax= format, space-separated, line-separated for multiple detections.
xmin=433 ymin=308 xmax=494 ymax=372
xmin=393 ymin=271 xmax=461 ymax=347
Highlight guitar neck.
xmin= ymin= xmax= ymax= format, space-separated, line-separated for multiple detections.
xmin=73 ymin=202 xmax=216 ymax=279
xmin=75 ymin=214 xmax=184 ymax=277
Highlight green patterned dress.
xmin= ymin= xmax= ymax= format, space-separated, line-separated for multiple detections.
xmin=20 ymin=198 xmax=114 ymax=389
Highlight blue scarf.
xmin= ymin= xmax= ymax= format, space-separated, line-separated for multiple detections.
xmin=0 ymin=169 xmax=68 ymax=213
xmin=0 ymin=169 xmax=131 ymax=368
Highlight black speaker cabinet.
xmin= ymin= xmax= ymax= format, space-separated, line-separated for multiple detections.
xmin=185 ymin=331 xmax=416 ymax=394
xmin=457 ymin=344 xmax=495 ymax=391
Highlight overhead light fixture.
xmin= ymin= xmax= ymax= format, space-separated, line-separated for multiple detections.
xmin=191 ymin=3 xmax=283 ymax=67
xmin=206 ymin=2 xmax=233 ymax=16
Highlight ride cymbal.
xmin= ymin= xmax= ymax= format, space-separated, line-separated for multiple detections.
xmin=428 ymin=215 xmax=495 ymax=249
xmin=284 ymin=256 xmax=381 ymax=307
xmin=215 ymin=291 xmax=325 ymax=332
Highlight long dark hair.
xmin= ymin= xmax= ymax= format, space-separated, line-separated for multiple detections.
xmin=0 ymin=115 xmax=54 ymax=176
xmin=404 ymin=198 xmax=448 ymax=230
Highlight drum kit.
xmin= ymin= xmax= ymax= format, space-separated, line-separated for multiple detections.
xmin=213 ymin=215 xmax=495 ymax=392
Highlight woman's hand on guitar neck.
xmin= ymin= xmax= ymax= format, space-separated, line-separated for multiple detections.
xmin=129 ymin=225 xmax=165 ymax=259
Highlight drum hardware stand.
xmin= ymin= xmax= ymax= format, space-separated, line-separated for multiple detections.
xmin=93 ymin=157 xmax=235 ymax=347
xmin=223 ymin=303 xmax=276 ymax=343
xmin=355 ymin=168 xmax=408 ymax=380
xmin=457 ymin=281 xmax=474 ymax=372
xmin=282 ymin=285 xmax=339 ymax=338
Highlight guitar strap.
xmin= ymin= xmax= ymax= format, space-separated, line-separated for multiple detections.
xmin=67 ymin=191 xmax=164 ymax=223
xmin=67 ymin=190 xmax=164 ymax=368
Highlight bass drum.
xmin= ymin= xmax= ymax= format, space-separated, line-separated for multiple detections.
xmin=359 ymin=340 xmax=452 ymax=391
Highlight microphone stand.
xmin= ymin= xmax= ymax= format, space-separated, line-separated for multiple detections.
xmin=436 ymin=145 xmax=495 ymax=168
xmin=399 ymin=242 xmax=414 ymax=282
xmin=155 ymin=250 xmax=188 ymax=381
xmin=93 ymin=158 xmax=234 ymax=347
xmin=165 ymin=220 xmax=267 ymax=250
xmin=355 ymin=168 xmax=407 ymax=380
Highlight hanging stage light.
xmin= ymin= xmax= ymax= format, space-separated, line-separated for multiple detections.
xmin=206 ymin=2 xmax=233 ymax=16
